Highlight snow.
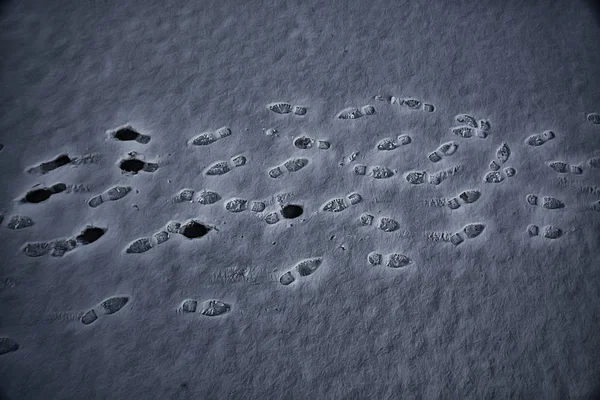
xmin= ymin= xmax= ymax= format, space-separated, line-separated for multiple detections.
xmin=1 ymin=0 xmax=600 ymax=398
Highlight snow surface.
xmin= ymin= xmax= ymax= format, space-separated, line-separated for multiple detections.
xmin=1 ymin=0 xmax=600 ymax=398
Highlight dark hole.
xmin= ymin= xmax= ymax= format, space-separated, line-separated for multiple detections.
xmin=53 ymin=154 xmax=72 ymax=167
xmin=281 ymin=204 xmax=303 ymax=219
xmin=120 ymin=159 xmax=145 ymax=173
xmin=180 ymin=221 xmax=210 ymax=239
xmin=51 ymin=183 xmax=67 ymax=193
xmin=114 ymin=128 xmax=139 ymax=141
xmin=76 ymin=226 xmax=106 ymax=245
xmin=24 ymin=188 xmax=53 ymax=203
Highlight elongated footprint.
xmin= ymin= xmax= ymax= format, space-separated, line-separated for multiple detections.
xmin=81 ymin=296 xmax=129 ymax=325
xmin=88 ymin=186 xmax=132 ymax=208
xmin=525 ymin=194 xmax=565 ymax=209
xmin=279 ymin=258 xmax=322 ymax=286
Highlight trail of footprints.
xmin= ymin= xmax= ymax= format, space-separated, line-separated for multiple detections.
xmin=6 ymin=96 xmax=594 ymax=347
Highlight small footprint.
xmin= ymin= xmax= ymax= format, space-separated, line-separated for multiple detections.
xmin=196 ymin=189 xmax=222 ymax=205
xmin=587 ymin=113 xmax=600 ymax=125
xmin=205 ymin=155 xmax=246 ymax=176
xmin=225 ymin=198 xmax=248 ymax=213
xmin=450 ymin=223 xmax=485 ymax=246
xmin=88 ymin=186 xmax=132 ymax=208
xmin=293 ymin=136 xmax=331 ymax=151
xmin=21 ymin=183 xmax=67 ymax=204
xmin=378 ymin=217 xmax=399 ymax=232
xmin=6 ymin=215 xmax=35 ymax=229
xmin=428 ymin=141 xmax=459 ymax=163
xmin=525 ymin=130 xmax=555 ymax=146
xmin=367 ymin=253 xmax=411 ymax=268
xmin=279 ymin=258 xmax=322 ymax=286
xmin=178 ymin=299 xmax=231 ymax=316
xmin=451 ymin=126 xmax=487 ymax=139
xmin=336 ymin=105 xmax=375 ymax=120
xmin=81 ymin=296 xmax=130 ymax=325
xmin=527 ymin=224 xmax=563 ymax=239
xmin=26 ymin=154 xmax=73 ymax=175
xmin=108 ymin=125 xmax=150 ymax=144
xmin=370 ymin=166 xmax=394 ymax=179
xmin=188 ymin=126 xmax=231 ymax=146
xmin=525 ymin=194 xmax=565 ymax=209
xmin=447 ymin=189 xmax=481 ymax=210
xmin=495 ymin=142 xmax=511 ymax=164
xmin=322 ymin=193 xmax=361 ymax=213
xmin=268 ymin=102 xmax=307 ymax=116
xmin=173 ymin=188 xmax=195 ymax=203
xmin=0 ymin=337 xmax=19 ymax=355
xmin=268 ymin=158 xmax=309 ymax=179
xmin=548 ymin=161 xmax=583 ymax=175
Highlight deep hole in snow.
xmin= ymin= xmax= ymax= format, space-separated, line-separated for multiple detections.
xmin=281 ymin=204 xmax=303 ymax=219
xmin=114 ymin=128 xmax=139 ymax=141
xmin=76 ymin=227 xmax=106 ymax=245
xmin=120 ymin=159 xmax=145 ymax=173
xmin=180 ymin=221 xmax=211 ymax=239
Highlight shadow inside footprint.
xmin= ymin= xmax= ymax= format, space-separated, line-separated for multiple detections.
xmin=76 ymin=226 xmax=106 ymax=245
xmin=281 ymin=204 xmax=303 ymax=219
xmin=180 ymin=221 xmax=211 ymax=239
xmin=119 ymin=159 xmax=145 ymax=173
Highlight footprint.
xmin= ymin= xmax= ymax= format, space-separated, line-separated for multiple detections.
xmin=196 ymin=190 xmax=221 ymax=205
xmin=153 ymin=231 xmax=170 ymax=245
xmin=268 ymin=158 xmax=310 ymax=178
xmin=367 ymin=252 xmax=382 ymax=266
xmin=496 ymin=142 xmax=511 ymax=164
xmin=483 ymin=171 xmax=504 ymax=184
xmin=119 ymin=157 xmax=158 ymax=174
xmin=6 ymin=215 xmax=35 ymax=230
xmin=587 ymin=113 xmax=600 ymax=125
xmin=205 ymin=161 xmax=232 ymax=176
xmin=528 ymin=225 xmax=563 ymax=239
xmin=455 ymin=114 xmax=478 ymax=128
xmin=268 ymin=102 xmax=292 ymax=114
xmin=525 ymin=130 xmax=555 ymax=146
xmin=250 ymin=201 xmax=266 ymax=212
xmin=49 ymin=238 xmax=77 ymax=257
xmin=0 ymin=337 xmax=19 ymax=355
xmin=26 ymin=154 xmax=73 ymax=175
xmin=377 ymin=138 xmax=398 ymax=151
xmin=423 ymin=103 xmax=435 ymax=113
xmin=293 ymin=136 xmax=315 ymax=150
xmin=370 ymin=166 xmax=394 ymax=179
xmin=378 ymin=217 xmax=399 ymax=232
xmin=336 ymin=107 xmax=364 ymax=120
xmin=359 ymin=213 xmax=374 ymax=226
xmin=21 ymin=183 xmax=67 ymax=204
xmin=450 ymin=223 xmax=485 ymax=246
xmin=173 ymin=188 xmax=195 ymax=203
xmin=322 ymin=193 xmax=361 ymax=213
xmin=504 ymin=167 xmax=516 ymax=177
xmin=81 ymin=296 xmax=129 ymax=325
xmin=280 ymin=204 xmax=303 ymax=219
xmin=525 ymin=194 xmax=565 ymax=209
xmin=225 ymin=198 xmax=248 ymax=213
xmin=397 ymin=134 xmax=412 ymax=145
xmin=385 ymin=253 xmax=412 ymax=268
xmin=292 ymin=106 xmax=308 ymax=116
xmin=451 ymin=126 xmax=476 ymax=139
xmin=398 ymin=98 xmax=422 ymax=109
xmin=279 ymin=258 xmax=322 ymax=285
xmin=548 ymin=161 xmax=583 ymax=175
xmin=353 ymin=164 xmax=367 ymax=176
xmin=125 ymin=237 xmax=153 ymax=254
xmin=405 ymin=171 xmax=427 ymax=185
xmin=108 ymin=126 xmax=150 ymax=144
xmin=447 ymin=189 xmax=481 ymax=210
xmin=479 ymin=120 xmax=491 ymax=131
xmin=88 ymin=186 xmax=132 ymax=208
xmin=188 ymin=126 xmax=231 ymax=146
xmin=428 ymin=142 xmax=459 ymax=163
xmin=200 ymin=300 xmax=232 ymax=316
